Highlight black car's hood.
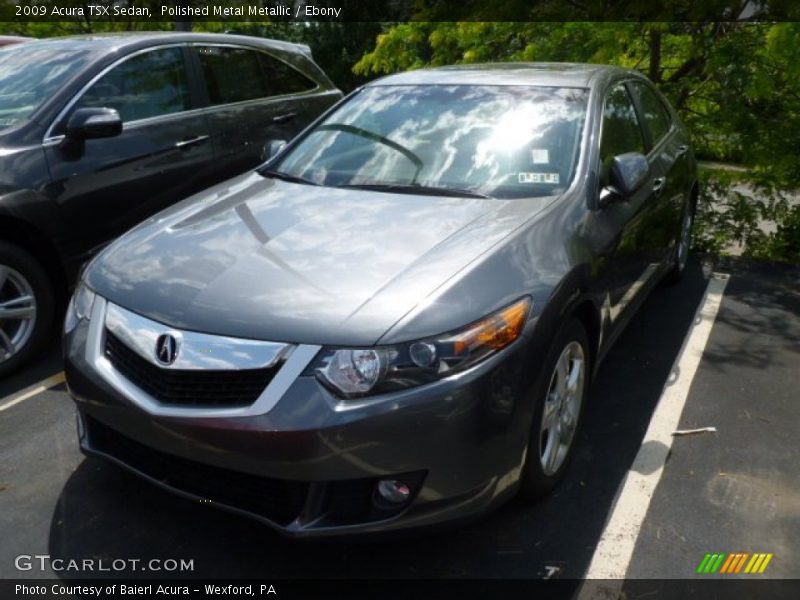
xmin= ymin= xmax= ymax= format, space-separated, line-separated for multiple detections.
xmin=88 ymin=173 xmax=552 ymax=346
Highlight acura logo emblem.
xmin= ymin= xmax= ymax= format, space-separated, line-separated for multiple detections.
xmin=155 ymin=333 xmax=179 ymax=365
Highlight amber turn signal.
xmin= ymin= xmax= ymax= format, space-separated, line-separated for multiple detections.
xmin=451 ymin=297 xmax=532 ymax=355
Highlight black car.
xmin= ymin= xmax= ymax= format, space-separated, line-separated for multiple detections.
xmin=0 ymin=32 xmax=341 ymax=376
xmin=65 ymin=63 xmax=697 ymax=537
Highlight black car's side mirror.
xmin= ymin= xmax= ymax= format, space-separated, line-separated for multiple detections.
xmin=599 ymin=152 xmax=649 ymax=208
xmin=261 ymin=139 xmax=287 ymax=163
xmin=65 ymin=107 xmax=122 ymax=141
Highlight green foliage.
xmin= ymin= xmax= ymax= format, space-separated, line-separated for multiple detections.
xmin=693 ymin=170 xmax=763 ymax=256
xmin=693 ymin=168 xmax=798 ymax=261
xmin=354 ymin=22 xmax=639 ymax=74
xmin=752 ymin=206 xmax=800 ymax=262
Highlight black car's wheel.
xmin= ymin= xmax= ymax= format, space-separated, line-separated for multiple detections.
xmin=663 ymin=201 xmax=694 ymax=285
xmin=519 ymin=318 xmax=589 ymax=500
xmin=0 ymin=242 xmax=54 ymax=378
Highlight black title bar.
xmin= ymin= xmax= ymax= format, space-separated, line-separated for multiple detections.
xmin=2 ymin=0 xmax=800 ymax=23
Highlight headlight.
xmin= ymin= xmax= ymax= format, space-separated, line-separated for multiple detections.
xmin=313 ymin=297 xmax=531 ymax=398
xmin=64 ymin=281 xmax=96 ymax=334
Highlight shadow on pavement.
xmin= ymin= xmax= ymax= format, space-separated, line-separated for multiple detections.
xmin=0 ymin=338 xmax=62 ymax=399
xmin=698 ymin=260 xmax=800 ymax=372
xmin=48 ymin=259 xmax=709 ymax=579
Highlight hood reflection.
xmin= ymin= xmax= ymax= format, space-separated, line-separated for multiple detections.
xmin=88 ymin=175 xmax=555 ymax=346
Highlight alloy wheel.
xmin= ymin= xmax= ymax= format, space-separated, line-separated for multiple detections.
xmin=539 ymin=341 xmax=585 ymax=476
xmin=0 ymin=265 xmax=37 ymax=363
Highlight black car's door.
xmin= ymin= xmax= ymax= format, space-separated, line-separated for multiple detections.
xmin=629 ymin=80 xmax=692 ymax=265
xmin=43 ymin=45 xmax=216 ymax=260
xmin=191 ymin=44 xmax=325 ymax=181
xmin=594 ymin=81 xmax=664 ymax=331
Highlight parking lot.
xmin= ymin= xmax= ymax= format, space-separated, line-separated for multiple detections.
xmin=0 ymin=257 xmax=798 ymax=584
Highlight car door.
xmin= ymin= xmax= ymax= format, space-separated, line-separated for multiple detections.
xmin=191 ymin=44 xmax=324 ymax=181
xmin=594 ymin=81 xmax=663 ymax=330
xmin=43 ymin=45 xmax=216 ymax=259
xmin=629 ymin=80 xmax=691 ymax=265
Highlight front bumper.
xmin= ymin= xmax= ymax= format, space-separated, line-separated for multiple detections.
xmin=64 ymin=301 xmax=538 ymax=538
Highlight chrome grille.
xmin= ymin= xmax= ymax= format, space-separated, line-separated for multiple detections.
xmin=105 ymin=330 xmax=281 ymax=408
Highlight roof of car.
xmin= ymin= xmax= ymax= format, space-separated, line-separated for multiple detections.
xmin=9 ymin=32 xmax=311 ymax=58
xmin=0 ymin=35 xmax=32 ymax=44
xmin=368 ymin=62 xmax=642 ymax=88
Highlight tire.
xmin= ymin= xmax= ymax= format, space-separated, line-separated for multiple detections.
xmin=0 ymin=242 xmax=54 ymax=378
xmin=518 ymin=318 xmax=589 ymax=500
xmin=663 ymin=200 xmax=694 ymax=285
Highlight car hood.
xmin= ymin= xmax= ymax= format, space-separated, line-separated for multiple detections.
xmin=87 ymin=173 xmax=552 ymax=346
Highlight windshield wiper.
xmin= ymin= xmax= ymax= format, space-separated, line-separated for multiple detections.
xmin=260 ymin=169 xmax=319 ymax=186
xmin=338 ymin=183 xmax=490 ymax=199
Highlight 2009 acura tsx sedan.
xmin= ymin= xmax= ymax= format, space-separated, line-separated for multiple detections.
xmin=64 ymin=63 xmax=697 ymax=537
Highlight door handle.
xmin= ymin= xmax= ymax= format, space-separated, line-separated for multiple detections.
xmin=175 ymin=135 xmax=210 ymax=149
xmin=272 ymin=112 xmax=297 ymax=124
xmin=677 ymin=144 xmax=689 ymax=157
xmin=652 ymin=176 xmax=667 ymax=196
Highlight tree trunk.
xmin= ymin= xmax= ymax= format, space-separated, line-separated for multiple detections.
xmin=649 ymin=28 xmax=662 ymax=83
xmin=173 ymin=0 xmax=192 ymax=32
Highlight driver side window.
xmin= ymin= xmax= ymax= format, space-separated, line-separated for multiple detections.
xmin=75 ymin=47 xmax=191 ymax=123
xmin=599 ymin=83 xmax=645 ymax=186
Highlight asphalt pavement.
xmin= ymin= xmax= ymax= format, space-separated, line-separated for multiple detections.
xmin=0 ymin=257 xmax=798 ymax=586
xmin=625 ymin=259 xmax=800 ymax=580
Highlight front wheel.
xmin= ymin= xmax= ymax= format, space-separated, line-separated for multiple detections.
xmin=664 ymin=203 xmax=694 ymax=285
xmin=0 ymin=242 xmax=54 ymax=378
xmin=518 ymin=318 xmax=589 ymax=500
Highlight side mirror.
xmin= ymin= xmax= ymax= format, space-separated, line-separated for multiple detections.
xmin=65 ymin=107 xmax=122 ymax=141
xmin=261 ymin=139 xmax=287 ymax=162
xmin=599 ymin=152 xmax=649 ymax=207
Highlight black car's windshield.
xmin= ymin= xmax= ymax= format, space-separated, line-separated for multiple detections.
xmin=0 ymin=42 xmax=93 ymax=131
xmin=272 ymin=84 xmax=589 ymax=199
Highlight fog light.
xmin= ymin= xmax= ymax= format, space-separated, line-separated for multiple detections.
xmin=376 ymin=479 xmax=411 ymax=504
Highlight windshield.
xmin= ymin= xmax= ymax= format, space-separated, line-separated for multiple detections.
xmin=273 ymin=84 xmax=589 ymax=199
xmin=0 ymin=42 xmax=93 ymax=131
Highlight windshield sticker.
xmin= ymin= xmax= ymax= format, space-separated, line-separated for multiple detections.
xmin=519 ymin=172 xmax=560 ymax=184
xmin=531 ymin=148 xmax=550 ymax=164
